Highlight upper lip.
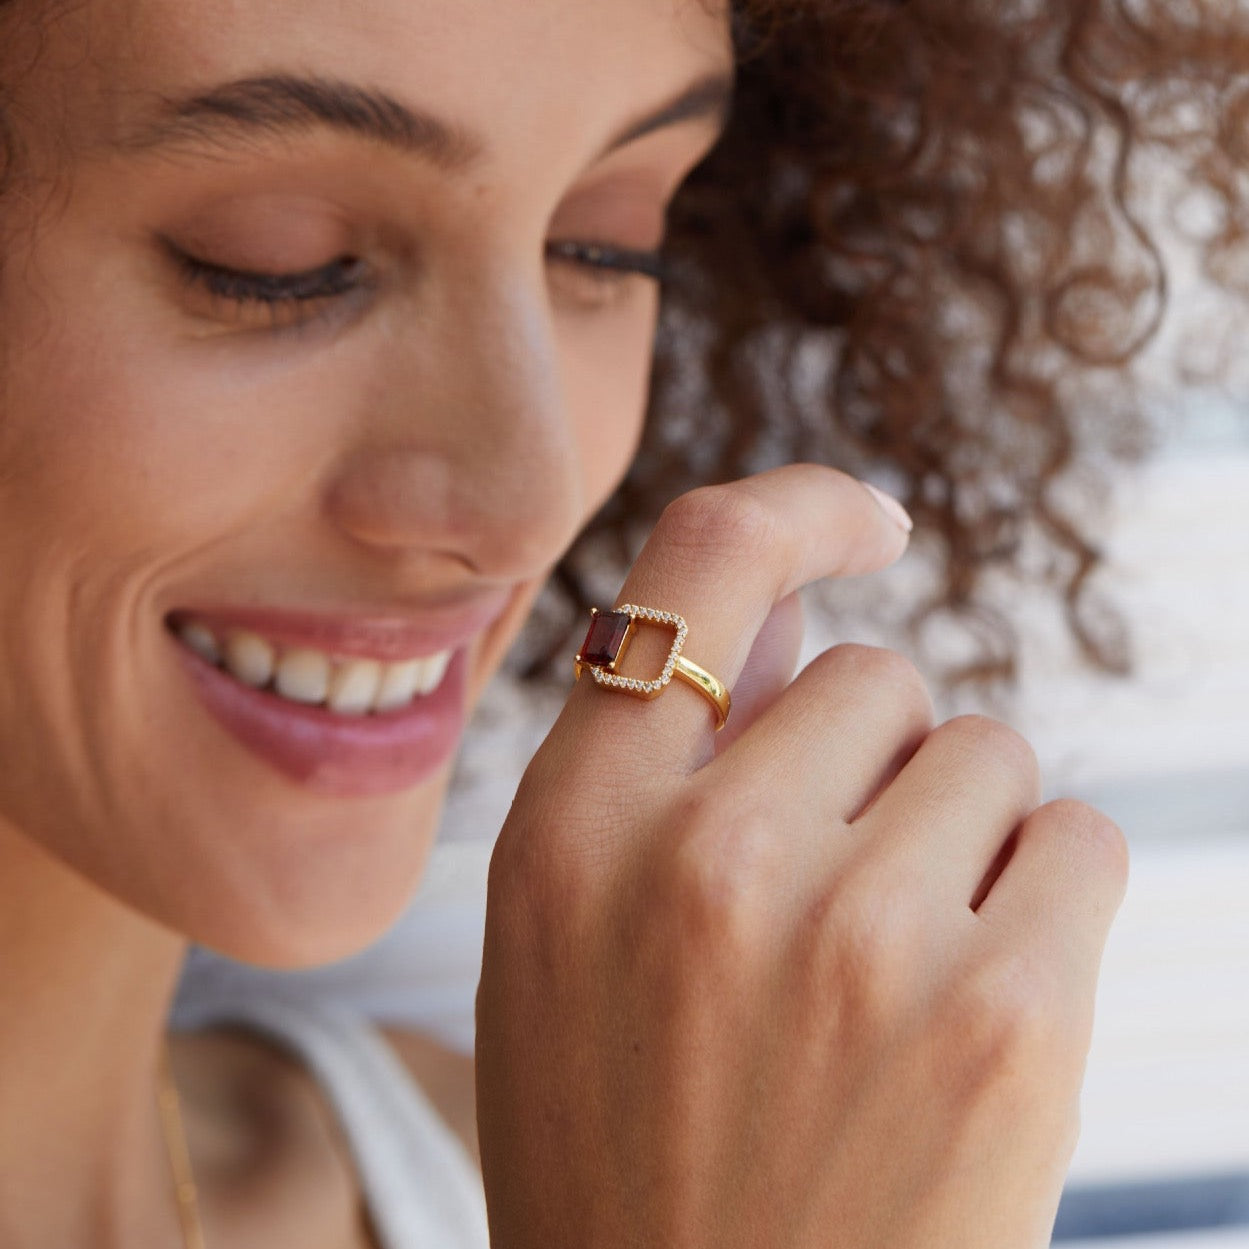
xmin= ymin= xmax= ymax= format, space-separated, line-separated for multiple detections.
xmin=167 ymin=589 xmax=515 ymax=663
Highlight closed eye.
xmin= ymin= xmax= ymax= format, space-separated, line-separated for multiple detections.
xmin=170 ymin=249 xmax=367 ymax=305
xmin=545 ymin=240 xmax=669 ymax=284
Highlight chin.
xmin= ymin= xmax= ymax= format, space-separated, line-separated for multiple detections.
xmin=137 ymin=767 xmax=455 ymax=970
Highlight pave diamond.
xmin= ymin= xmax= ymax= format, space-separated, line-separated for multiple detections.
xmin=594 ymin=605 xmax=686 ymax=698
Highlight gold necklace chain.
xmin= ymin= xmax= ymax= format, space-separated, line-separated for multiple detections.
xmin=156 ymin=1044 xmax=208 ymax=1249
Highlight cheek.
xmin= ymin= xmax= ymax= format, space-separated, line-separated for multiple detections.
xmin=559 ymin=290 xmax=661 ymax=511
xmin=0 ymin=302 xmax=339 ymax=556
xmin=0 ymin=267 xmax=366 ymax=903
xmin=0 ymin=199 xmax=385 ymax=563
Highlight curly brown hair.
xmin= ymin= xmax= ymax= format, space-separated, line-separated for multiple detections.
xmin=537 ymin=0 xmax=1249 ymax=683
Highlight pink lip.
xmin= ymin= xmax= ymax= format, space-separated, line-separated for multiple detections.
xmin=176 ymin=641 xmax=469 ymax=796
xmin=168 ymin=592 xmax=512 ymax=662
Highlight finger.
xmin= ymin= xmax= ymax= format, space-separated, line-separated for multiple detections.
xmin=561 ymin=465 xmax=912 ymax=778
xmin=853 ymin=715 xmax=1042 ymax=909
xmin=975 ymin=799 xmax=1129 ymax=998
xmin=712 ymin=643 xmax=934 ymax=824
xmin=713 ymin=592 xmax=804 ymax=754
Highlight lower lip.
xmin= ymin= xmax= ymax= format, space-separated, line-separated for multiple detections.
xmin=176 ymin=642 xmax=469 ymax=797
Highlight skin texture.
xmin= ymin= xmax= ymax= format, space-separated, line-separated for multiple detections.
xmin=0 ymin=1 xmax=730 ymax=1244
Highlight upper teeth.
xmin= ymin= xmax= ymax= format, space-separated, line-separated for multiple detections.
xmin=176 ymin=621 xmax=452 ymax=715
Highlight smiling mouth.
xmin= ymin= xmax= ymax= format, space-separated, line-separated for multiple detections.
xmin=169 ymin=616 xmax=454 ymax=716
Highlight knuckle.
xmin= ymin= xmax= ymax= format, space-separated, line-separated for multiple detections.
xmin=941 ymin=714 xmax=1041 ymax=796
xmin=1033 ymin=798 xmax=1130 ymax=885
xmin=654 ymin=483 xmax=781 ymax=570
xmin=950 ymin=952 xmax=1062 ymax=1077
xmin=802 ymin=864 xmax=918 ymax=1019
xmin=659 ymin=788 xmax=777 ymax=952
xmin=936 ymin=954 xmax=1089 ymax=1148
xmin=813 ymin=643 xmax=933 ymax=714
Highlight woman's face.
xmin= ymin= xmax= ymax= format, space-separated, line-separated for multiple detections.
xmin=0 ymin=0 xmax=731 ymax=963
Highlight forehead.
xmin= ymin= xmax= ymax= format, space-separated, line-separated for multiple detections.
xmin=14 ymin=0 xmax=733 ymax=162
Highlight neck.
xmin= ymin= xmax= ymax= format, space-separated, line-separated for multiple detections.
xmin=0 ymin=819 xmax=186 ymax=1247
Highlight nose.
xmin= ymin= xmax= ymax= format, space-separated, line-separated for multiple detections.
xmin=325 ymin=265 xmax=588 ymax=581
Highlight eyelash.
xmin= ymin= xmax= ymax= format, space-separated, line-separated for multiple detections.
xmin=171 ymin=241 xmax=668 ymax=312
xmin=173 ymin=251 xmax=366 ymax=307
xmin=545 ymin=241 xmax=669 ymax=285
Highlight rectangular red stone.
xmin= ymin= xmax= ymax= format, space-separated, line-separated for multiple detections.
xmin=579 ymin=610 xmax=632 ymax=668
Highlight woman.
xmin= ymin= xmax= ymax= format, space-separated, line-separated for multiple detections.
xmin=4 ymin=0 xmax=1219 ymax=1245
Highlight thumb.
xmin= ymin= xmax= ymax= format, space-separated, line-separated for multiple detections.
xmin=715 ymin=592 xmax=805 ymax=754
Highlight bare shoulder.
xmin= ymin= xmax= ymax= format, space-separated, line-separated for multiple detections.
xmin=380 ymin=1027 xmax=480 ymax=1168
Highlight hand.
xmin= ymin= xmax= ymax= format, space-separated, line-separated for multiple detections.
xmin=476 ymin=464 xmax=1128 ymax=1249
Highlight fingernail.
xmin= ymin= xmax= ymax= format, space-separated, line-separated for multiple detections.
xmin=863 ymin=482 xmax=914 ymax=533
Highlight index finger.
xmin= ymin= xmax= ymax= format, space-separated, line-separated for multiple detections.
xmin=560 ymin=464 xmax=912 ymax=776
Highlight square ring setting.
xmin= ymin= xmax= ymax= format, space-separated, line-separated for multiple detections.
xmin=574 ymin=604 xmax=689 ymax=698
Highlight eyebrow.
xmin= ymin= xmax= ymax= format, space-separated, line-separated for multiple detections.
xmin=122 ymin=71 xmax=734 ymax=169
xmin=601 ymin=72 xmax=734 ymax=156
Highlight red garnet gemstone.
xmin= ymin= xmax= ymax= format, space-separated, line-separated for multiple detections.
xmin=579 ymin=610 xmax=632 ymax=668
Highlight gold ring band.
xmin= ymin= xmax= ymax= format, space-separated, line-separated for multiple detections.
xmin=574 ymin=604 xmax=731 ymax=732
xmin=669 ymin=655 xmax=731 ymax=730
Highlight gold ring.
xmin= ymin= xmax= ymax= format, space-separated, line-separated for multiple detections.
xmin=574 ymin=604 xmax=731 ymax=731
